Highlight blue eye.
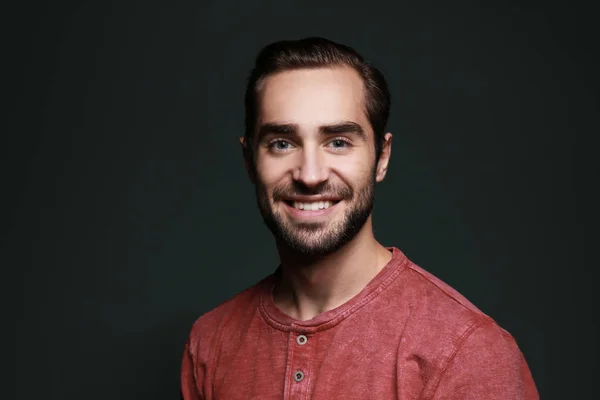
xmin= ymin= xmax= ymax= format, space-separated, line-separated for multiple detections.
xmin=329 ymin=139 xmax=349 ymax=149
xmin=269 ymin=139 xmax=292 ymax=151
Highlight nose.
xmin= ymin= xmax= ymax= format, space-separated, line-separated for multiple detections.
xmin=292 ymin=147 xmax=329 ymax=188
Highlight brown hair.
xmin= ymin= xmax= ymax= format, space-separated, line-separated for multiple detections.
xmin=244 ymin=37 xmax=391 ymax=161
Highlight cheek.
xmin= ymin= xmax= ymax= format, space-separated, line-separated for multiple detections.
xmin=331 ymin=155 xmax=374 ymax=183
xmin=256 ymin=156 xmax=291 ymax=187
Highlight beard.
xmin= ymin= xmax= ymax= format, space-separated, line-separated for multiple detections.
xmin=255 ymin=169 xmax=376 ymax=256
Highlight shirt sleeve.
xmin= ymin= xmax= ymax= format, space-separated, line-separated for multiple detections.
xmin=429 ymin=319 xmax=539 ymax=400
xmin=181 ymin=337 xmax=204 ymax=400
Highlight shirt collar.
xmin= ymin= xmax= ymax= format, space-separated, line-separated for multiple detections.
xmin=259 ymin=247 xmax=408 ymax=333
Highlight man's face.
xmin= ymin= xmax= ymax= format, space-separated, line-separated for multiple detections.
xmin=247 ymin=67 xmax=386 ymax=255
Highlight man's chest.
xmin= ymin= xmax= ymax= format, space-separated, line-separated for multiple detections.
xmin=208 ymin=328 xmax=428 ymax=400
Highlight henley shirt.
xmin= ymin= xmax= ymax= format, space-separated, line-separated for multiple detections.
xmin=181 ymin=247 xmax=538 ymax=399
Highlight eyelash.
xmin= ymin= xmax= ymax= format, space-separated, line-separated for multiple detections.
xmin=267 ymin=138 xmax=292 ymax=150
xmin=328 ymin=137 xmax=352 ymax=148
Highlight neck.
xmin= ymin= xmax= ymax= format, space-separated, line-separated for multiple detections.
xmin=273 ymin=218 xmax=392 ymax=321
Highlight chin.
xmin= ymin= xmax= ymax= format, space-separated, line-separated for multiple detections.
xmin=278 ymin=228 xmax=347 ymax=255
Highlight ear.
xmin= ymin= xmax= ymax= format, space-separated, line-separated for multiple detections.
xmin=375 ymin=133 xmax=392 ymax=183
xmin=240 ymin=136 xmax=256 ymax=184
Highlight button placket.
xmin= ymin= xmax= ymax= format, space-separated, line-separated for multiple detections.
xmin=292 ymin=335 xmax=308 ymax=387
xmin=287 ymin=330 xmax=312 ymax=398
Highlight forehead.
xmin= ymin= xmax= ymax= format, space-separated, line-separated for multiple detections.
xmin=257 ymin=67 xmax=369 ymax=130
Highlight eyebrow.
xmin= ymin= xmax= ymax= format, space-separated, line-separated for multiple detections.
xmin=256 ymin=121 xmax=367 ymax=141
xmin=319 ymin=122 xmax=367 ymax=140
xmin=257 ymin=122 xmax=298 ymax=137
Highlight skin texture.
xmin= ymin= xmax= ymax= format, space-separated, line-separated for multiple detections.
xmin=241 ymin=66 xmax=394 ymax=320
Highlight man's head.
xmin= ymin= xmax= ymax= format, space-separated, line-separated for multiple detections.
xmin=241 ymin=37 xmax=392 ymax=255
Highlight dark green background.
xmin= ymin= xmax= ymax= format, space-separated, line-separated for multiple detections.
xmin=4 ymin=1 xmax=597 ymax=399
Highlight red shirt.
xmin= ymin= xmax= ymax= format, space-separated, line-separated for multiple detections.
xmin=181 ymin=248 xmax=538 ymax=399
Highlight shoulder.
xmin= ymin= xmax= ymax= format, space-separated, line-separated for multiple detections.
xmin=186 ymin=275 xmax=272 ymax=357
xmin=399 ymin=259 xmax=494 ymax=330
xmin=394 ymin=258 xmax=520 ymax=363
xmin=391 ymin=258 xmax=534 ymax=396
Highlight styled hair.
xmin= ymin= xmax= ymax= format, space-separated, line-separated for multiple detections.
xmin=244 ymin=37 xmax=391 ymax=161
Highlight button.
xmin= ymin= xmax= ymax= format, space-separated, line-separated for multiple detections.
xmin=293 ymin=370 xmax=304 ymax=382
xmin=296 ymin=335 xmax=307 ymax=345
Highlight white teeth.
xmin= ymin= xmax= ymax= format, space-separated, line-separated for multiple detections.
xmin=292 ymin=201 xmax=333 ymax=210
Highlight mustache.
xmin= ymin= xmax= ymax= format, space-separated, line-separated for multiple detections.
xmin=272 ymin=181 xmax=353 ymax=200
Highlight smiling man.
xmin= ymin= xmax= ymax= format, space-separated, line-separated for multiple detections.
xmin=181 ymin=37 xmax=538 ymax=399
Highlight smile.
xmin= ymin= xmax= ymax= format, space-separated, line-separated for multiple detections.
xmin=282 ymin=199 xmax=342 ymax=219
xmin=291 ymin=201 xmax=334 ymax=211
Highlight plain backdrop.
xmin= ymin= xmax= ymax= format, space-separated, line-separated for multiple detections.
xmin=4 ymin=0 xmax=598 ymax=399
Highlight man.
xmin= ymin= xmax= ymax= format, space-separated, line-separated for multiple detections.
xmin=181 ymin=37 xmax=538 ymax=399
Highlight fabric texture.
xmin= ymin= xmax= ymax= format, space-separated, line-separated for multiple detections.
xmin=181 ymin=247 xmax=538 ymax=399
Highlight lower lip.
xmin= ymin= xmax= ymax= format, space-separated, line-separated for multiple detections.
xmin=283 ymin=201 xmax=341 ymax=219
